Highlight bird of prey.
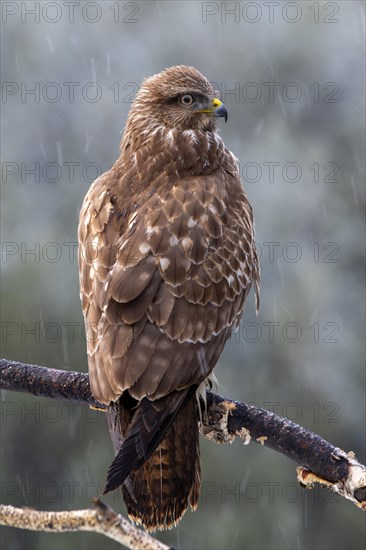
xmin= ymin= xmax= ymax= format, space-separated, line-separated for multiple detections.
xmin=78 ymin=65 xmax=259 ymax=531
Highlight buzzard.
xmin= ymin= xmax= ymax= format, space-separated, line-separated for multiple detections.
xmin=78 ymin=65 xmax=259 ymax=531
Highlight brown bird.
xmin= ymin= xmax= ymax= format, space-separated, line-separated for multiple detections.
xmin=78 ymin=65 xmax=259 ymax=531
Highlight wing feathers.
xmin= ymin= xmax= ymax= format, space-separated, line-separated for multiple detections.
xmin=79 ymin=155 xmax=259 ymax=404
xmin=109 ymin=257 xmax=157 ymax=303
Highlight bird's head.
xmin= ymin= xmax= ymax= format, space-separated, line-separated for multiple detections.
xmin=128 ymin=65 xmax=228 ymax=133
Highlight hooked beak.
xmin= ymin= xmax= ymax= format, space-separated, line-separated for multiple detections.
xmin=211 ymin=98 xmax=228 ymax=123
xmin=196 ymin=98 xmax=228 ymax=123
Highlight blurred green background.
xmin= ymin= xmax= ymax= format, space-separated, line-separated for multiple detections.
xmin=1 ymin=1 xmax=365 ymax=549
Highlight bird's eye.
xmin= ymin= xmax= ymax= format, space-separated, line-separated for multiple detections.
xmin=179 ymin=94 xmax=194 ymax=106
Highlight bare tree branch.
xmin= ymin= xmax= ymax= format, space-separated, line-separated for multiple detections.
xmin=1 ymin=358 xmax=365 ymax=510
xmin=0 ymin=499 xmax=173 ymax=549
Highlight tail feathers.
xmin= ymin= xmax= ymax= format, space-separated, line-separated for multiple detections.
xmin=122 ymin=393 xmax=200 ymax=531
xmin=103 ymin=386 xmax=197 ymax=494
xmin=105 ymin=387 xmax=201 ymax=531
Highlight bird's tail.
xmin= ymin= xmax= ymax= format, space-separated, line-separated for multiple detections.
xmin=105 ymin=389 xmax=200 ymax=531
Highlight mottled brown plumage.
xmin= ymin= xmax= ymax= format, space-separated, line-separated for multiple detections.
xmin=78 ymin=65 xmax=259 ymax=531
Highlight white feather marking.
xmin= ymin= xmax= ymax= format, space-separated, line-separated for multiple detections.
xmin=166 ymin=129 xmax=174 ymax=144
xmin=139 ymin=242 xmax=150 ymax=254
xmin=227 ymin=274 xmax=234 ymax=286
xmin=213 ymin=133 xmax=223 ymax=148
xmin=169 ymin=235 xmax=179 ymax=246
xmin=150 ymin=125 xmax=164 ymax=137
xmin=230 ymin=151 xmax=239 ymax=164
xmin=128 ymin=212 xmax=138 ymax=228
xmin=84 ymin=211 xmax=91 ymax=226
xmin=187 ymin=217 xmax=197 ymax=228
xmin=159 ymin=257 xmax=170 ymax=271
xmin=146 ymin=225 xmax=160 ymax=236
xmin=181 ymin=237 xmax=193 ymax=252
xmin=183 ymin=129 xmax=198 ymax=144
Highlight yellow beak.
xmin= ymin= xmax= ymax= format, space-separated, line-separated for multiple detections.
xmin=198 ymin=98 xmax=228 ymax=122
